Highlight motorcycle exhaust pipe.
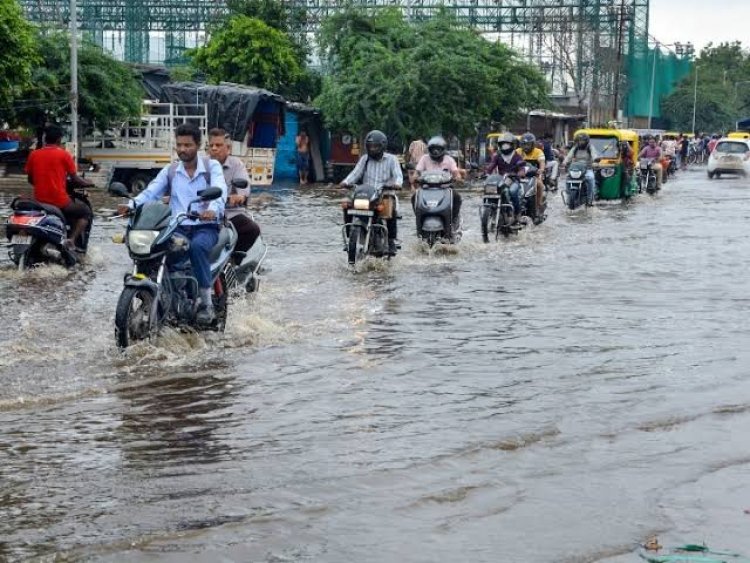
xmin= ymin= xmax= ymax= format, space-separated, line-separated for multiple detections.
xmin=39 ymin=244 xmax=63 ymax=262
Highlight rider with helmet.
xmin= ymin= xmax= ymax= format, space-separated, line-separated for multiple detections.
xmin=516 ymin=132 xmax=546 ymax=218
xmin=414 ymin=136 xmax=462 ymax=228
xmin=341 ymin=130 xmax=403 ymax=256
xmin=563 ymin=132 xmax=599 ymax=205
xmin=484 ymin=132 xmax=529 ymax=220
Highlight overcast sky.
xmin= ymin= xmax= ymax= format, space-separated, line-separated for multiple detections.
xmin=650 ymin=0 xmax=749 ymax=53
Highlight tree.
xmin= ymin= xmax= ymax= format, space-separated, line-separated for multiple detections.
xmin=10 ymin=33 xmax=143 ymax=136
xmin=190 ymin=15 xmax=303 ymax=95
xmin=316 ymin=9 xmax=549 ymax=141
xmin=0 ymin=0 xmax=39 ymax=115
xmin=662 ymin=42 xmax=750 ymax=133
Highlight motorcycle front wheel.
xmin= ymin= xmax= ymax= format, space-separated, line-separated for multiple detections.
xmin=347 ymin=224 xmax=364 ymax=265
xmin=480 ymin=206 xmax=492 ymax=243
xmin=115 ymin=287 xmax=156 ymax=349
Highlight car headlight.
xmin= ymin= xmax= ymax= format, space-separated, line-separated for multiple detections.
xmin=353 ymin=198 xmax=371 ymax=210
xmin=127 ymin=230 xmax=159 ymax=255
xmin=600 ymin=167 xmax=616 ymax=178
xmin=569 ymin=169 xmax=583 ymax=179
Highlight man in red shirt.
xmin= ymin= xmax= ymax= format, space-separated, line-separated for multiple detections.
xmin=25 ymin=124 xmax=93 ymax=248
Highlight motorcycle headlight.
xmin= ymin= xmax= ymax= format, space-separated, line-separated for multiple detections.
xmin=353 ymin=198 xmax=371 ymax=210
xmin=484 ymin=185 xmax=498 ymax=195
xmin=600 ymin=167 xmax=616 ymax=178
xmin=127 ymin=230 xmax=159 ymax=255
xmin=569 ymin=169 xmax=583 ymax=179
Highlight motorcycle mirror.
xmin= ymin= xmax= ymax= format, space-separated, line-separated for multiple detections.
xmin=232 ymin=179 xmax=249 ymax=190
xmin=108 ymin=182 xmax=129 ymax=198
xmin=197 ymin=187 xmax=223 ymax=201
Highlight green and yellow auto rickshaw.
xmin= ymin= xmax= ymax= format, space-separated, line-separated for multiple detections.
xmin=573 ymin=128 xmax=639 ymax=201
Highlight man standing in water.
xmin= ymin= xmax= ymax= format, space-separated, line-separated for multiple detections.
xmin=295 ymin=129 xmax=310 ymax=185
xmin=117 ymin=123 xmax=227 ymax=324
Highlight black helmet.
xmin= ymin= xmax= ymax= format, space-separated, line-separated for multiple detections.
xmin=575 ymin=132 xmax=590 ymax=147
xmin=427 ymin=136 xmax=447 ymax=161
xmin=498 ymin=132 xmax=515 ymax=155
xmin=521 ymin=132 xmax=536 ymax=153
xmin=365 ymin=130 xmax=387 ymax=160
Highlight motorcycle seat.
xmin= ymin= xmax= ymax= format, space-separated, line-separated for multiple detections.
xmin=209 ymin=227 xmax=232 ymax=262
xmin=12 ymin=198 xmax=65 ymax=221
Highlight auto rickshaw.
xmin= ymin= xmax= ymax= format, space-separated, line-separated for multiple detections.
xmin=572 ymin=128 xmax=639 ymax=201
xmin=728 ymin=131 xmax=750 ymax=140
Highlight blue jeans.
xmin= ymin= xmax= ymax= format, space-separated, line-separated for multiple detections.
xmin=585 ymin=170 xmax=596 ymax=204
xmin=509 ymin=182 xmax=522 ymax=214
xmin=177 ymin=225 xmax=219 ymax=289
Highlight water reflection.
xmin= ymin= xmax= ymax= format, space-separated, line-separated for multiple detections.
xmin=116 ymin=371 xmax=241 ymax=470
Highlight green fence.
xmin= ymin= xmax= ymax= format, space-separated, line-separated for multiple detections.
xmin=627 ymin=41 xmax=692 ymax=119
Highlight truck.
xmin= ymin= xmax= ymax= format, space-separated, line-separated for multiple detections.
xmin=81 ymin=101 xmax=276 ymax=192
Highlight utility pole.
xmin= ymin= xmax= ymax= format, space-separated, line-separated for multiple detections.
xmin=612 ymin=0 xmax=626 ymax=121
xmin=691 ymin=65 xmax=698 ymax=135
xmin=70 ymin=0 xmax=79 ymax=160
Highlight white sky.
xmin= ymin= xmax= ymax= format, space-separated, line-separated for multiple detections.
xmin=650 ymin=0 xmax=749 ymax=53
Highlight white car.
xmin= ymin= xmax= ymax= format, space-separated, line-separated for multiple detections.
xmin=707 ymin=138 xmax=750 ymax=179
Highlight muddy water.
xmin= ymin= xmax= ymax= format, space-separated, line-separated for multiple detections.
xmin=2 ymin=171 xmax=750 ymax=562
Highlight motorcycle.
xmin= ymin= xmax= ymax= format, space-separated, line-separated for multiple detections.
xmin=341 ymin=183 xmax=399 ymax=266
xmin=109 ymin=182 xmax=237 ymax=349
xmin=562 ymin=161 xmax=592 ymax=210
xmin=480 ymin=173 xmax=521 ymax=242
xmin=413 ymin=170 xmax=461 ymax=248
xmin=5 ymin=181 xmax=92 ymax=270
xmin=638 ymin=159 xmax=658 ymax=194
xmin=228 ymin=179 xmax=267 ymax=292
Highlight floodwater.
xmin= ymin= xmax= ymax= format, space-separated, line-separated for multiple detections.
xmin=2 ymin=169 xmax=750 ymax=562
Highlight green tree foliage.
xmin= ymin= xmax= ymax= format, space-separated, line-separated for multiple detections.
xmin=0 ymin=0 xmax=39 ymax=114
xmin=191 ymin=15 xmax=304 ymax=96
xmin=10 ymin=33 xmax=142 ymax=133
xmin=316 ymin=8 xmax=549 ymax=141
xmin=662 ymin=42 xmax=750 ymax=133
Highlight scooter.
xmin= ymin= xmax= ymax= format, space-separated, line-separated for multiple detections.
xmin=5 ymin=182 xmax=92 ymax=270
xmin=109 ymin=183 xmax=237 ymax=349
xmin=413 ymin=171 xmax=461 ymax=248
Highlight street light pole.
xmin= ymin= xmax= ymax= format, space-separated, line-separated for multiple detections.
xmin=70 ymin=0 xmax=79 ymax=160
xmin=691 ymin=64 xmax=699 ymax=135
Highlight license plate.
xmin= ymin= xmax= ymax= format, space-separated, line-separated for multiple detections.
xmin=347 ymin=210 xmax=373 ymax=216
xmin=11 ymin=235 xmax=31 ymax=245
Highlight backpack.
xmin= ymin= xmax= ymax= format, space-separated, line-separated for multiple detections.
xmin=166 ymin=156 xmax=213 ymax=197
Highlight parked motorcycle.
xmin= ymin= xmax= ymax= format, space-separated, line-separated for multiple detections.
xmin=562 ymin=161 xmax=592 ymax=210
xmin=639 ymin=159 xmax=658 ymax=194
xmin=109 ymin=183 xmax=237 ymax=349
xmin=341 ymin=183 xmax=399 ymax=266
xmin=413 ymin=170 xmax=461 ymax=248
xmin=5 ymin=182 xmax=92 ymax=270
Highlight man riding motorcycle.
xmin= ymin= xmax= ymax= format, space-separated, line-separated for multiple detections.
xmin=341 ymin=130 xmax=403 ymax=256
xmin=563 ymin=133 xmax=599 ymax=205
xmin=25 ymin=124 xmax=94 ymax=251
xmin=638 ymin=136 xmax=663 ymax=189
xmin=516 ymin=132 xmax=546 ymax=220
xmin=117 ymin=122 xmax=228 ymax=324
xmin=484 ymin=132 xmax=529 ymax=221
xmin=415 ymin=136 xmax=462 ymax=230
xmin=541 ymin=133 xmax=559 ymax=189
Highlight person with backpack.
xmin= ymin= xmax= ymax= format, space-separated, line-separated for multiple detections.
xmin=117 ymin=122 xmax=227 ymax=324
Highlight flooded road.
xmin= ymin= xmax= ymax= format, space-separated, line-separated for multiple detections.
xmin=2 ymin=169 xmax=750 ymax=562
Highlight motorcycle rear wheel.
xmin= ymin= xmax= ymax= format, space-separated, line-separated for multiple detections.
xmin=115 ymin=287 xmax=155 ymax=349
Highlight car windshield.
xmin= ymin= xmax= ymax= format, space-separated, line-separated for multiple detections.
xmin=589 ymin=137 xmax=620 ymax=158
xmin=716 ymin=141 xmax=748 ymax=154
